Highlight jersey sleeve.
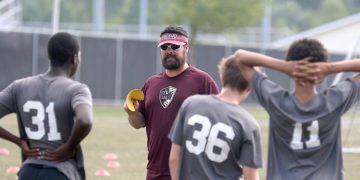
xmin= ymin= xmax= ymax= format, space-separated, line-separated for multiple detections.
xmin=202 ymin=73 xmax=219 ymax=95
xmin=0 ymin=81 xmax=17 ymax=118
xmin=238 ymin=125 xmax=263 ymax=168
xmin=325 ymin=78 xmax=360 ymax=114
xmin=168 ymin=98 xmax=189 ymax=145
xmin=71 ymin=83 xmax=93 ymax=110
xmin=251 ymin=71 xmax=283 ymax=109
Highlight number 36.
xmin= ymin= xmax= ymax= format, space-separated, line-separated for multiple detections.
xmin=185 ymin=114 xmax=235 ymax=163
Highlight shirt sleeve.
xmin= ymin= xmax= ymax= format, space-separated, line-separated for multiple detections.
xmin=0 ymin=82 xmax=17 ymax=118
xmin=238 ymin=125 xmax=263 ymax=168
xmin=251 ymin=71 xmax=284 ymax=109
xmin=325 ymin=78 xmax=360 ymax=114
xmin=202 ymin=73 xmax=220 ymax=95
xmin=168 ymin=98 xmax=189 ymax=145
xmin=71 ymin=84 xmax=93 ymax=110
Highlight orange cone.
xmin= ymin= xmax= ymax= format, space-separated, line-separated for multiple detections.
xmin=106 ymin=161 xmax=121 ymax=168
xmin=6 ymin=166 xmax=19 ymax=174
xmin=0 ymin=147 xmax=10 ymax=155
xmin=103 ymin=153 xmax=118 ymax=161
xmin=95 ymin=169 xmax=111 ymax=177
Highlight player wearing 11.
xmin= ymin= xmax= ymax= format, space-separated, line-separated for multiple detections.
xmin=0 ymin=32 xmax=92 ymax=180
xmin=235 ymin=38 xmax=360 ymax=180
xmin=124 ymin=25 xmax=219 ymax=180
xmin=169 ymin=56 xmax=262 ymax=180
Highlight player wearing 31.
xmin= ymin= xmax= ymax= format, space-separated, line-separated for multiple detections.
xmin=0 ymin=32 xmax=92 ymax=180
xmin=169 ymin=56 xmax=262 ymax=180
xmin=124 ymin=25 xmax=219 ymax=180
xmin=235 ymin=38 xmax=360 ymax=180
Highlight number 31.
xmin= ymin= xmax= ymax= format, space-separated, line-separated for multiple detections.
xmin=23 ymin=101 xmax=61 ymax=141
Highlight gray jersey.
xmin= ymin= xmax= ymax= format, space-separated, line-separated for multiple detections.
xmin=252 ymin=72 xmax=360 ymax=180
xmin=0 ymin=74 xmax=92 ymax=180
xmin=169 ymin=95 xmax=262 ymax=180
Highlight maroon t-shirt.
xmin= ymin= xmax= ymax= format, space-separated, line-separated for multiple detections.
xmin=139 ymin=66 xmax=219 ymax=180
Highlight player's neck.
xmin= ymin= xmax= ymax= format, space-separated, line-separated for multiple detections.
xmin=165 ymin=63 xmax=189 ymax=77
xmin=217 ymin=88 xmax=246 ymax=105
xmin=46 ymin=67 xmax=70 ymax=77
xmin=293 ymin=83 xmax=317 ymax=104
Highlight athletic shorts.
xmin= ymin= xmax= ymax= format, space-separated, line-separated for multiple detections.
xmin=18 ymin=163 xmax=69 ymax=180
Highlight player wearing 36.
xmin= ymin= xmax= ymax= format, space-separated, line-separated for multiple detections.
xmin=124 ymin=25 xmax=219 ymax=180
xmin=0 ymin=32 xmax=92 ymax=180
xmin=168 ymin=56 xmax=262 ymax=180
xmin=235 ymin=38 xmax=360 ymax=180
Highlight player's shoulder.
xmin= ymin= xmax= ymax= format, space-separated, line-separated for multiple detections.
xmin=11 ymin=75 xmax=42 ymax=88
xmin=66 ymin=80 xmax=90 ymax=92
xmin=46 ymin=75 xmax=86 ymax=87
xmin=187 ymin=92 xmax=201 ymax=99
xmin=182 ymin=94 xmax=214 ymax=108
xmin=235 ymin=106 xmax=260 ymax=129
xmin=252 ymin=70 xmax=271 ymax=84
xmin=187 ymin=94 xmax=211 ymax=101
xmin=327 ymin=77 xmax=358 ymax=91
xmin=45 ymin=75 xmax=90 ymax=93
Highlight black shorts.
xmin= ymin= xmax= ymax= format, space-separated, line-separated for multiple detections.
xmin=18 ymin=164 xmax=69 ymax=180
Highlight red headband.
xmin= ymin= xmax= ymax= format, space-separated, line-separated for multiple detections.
xmin=158 ymin=33 xmax=188 ymax=47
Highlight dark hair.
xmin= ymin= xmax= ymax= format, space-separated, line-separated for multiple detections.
xmin=286 ymin=38 xmax=328 ymax=62
xmin=218 ymin=56 xmax=249 ymax=92
xmin=47 ymin=32 xmax=79 ymax=67
xmin=160 ymin=25 xmax=188 ymax=38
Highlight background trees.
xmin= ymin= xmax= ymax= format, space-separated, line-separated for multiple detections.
xmin=21 ymin=0 xmax=360 ymax=41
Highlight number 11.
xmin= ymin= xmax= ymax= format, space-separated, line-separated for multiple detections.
xmin=290 ymin=120 xmax=320 ymax=150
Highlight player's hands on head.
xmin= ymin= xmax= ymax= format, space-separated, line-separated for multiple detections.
xmin=292 ymin=57 xmax=326 ymax=85
xmin=43 ymin=143 xmax=75 ymax=162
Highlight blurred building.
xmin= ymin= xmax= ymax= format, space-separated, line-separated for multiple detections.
xmin=271 ymin=12 xmax=360 ymax=54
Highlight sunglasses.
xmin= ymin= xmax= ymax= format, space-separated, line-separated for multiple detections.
xmin=160 ymin=44 xmax=181 ymax=51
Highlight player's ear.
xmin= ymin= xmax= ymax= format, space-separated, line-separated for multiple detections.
xmin=245 ymin=86 xmax=251 ymax=93
xmin=68 ymin=55 xmax=76 ymax=65
xmin=246 ymin=86 xmax=252 ymax=95
xmin=184 ymin=44 xmax=189 ymax=53
xmin=243 ymin=86 xmax=251 ymax=99
xmin=70 ymin=53 xmax=80 ymax=66
xmin=68 ymin=54 xmax=79 ymax=77
xmin=219 ymin=74 xmax=224 ymax=86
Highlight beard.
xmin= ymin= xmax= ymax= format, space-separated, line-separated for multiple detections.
xmin=162 ymin=54 xmax=185 ymax=70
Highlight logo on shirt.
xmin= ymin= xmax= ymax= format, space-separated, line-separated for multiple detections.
xmin=159 ymin=86 xmax=177 ymax=109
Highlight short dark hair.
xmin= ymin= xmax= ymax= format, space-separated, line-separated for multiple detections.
xmin=47 ymin=32 xmax=79 ymax=67
xmin=218 ymin=56 xmax=249 ymax=92
xmin=286 ymin=38 xmax=328 ymax=62
xmin=160 ymin=25 xmax=188 ymax=38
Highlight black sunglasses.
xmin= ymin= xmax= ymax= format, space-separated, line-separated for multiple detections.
xmin=160 ymin=44 xmax=181 ymax=51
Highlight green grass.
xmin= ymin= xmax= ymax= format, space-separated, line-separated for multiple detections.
xmin=0 ymin=105 xmax=359 ymax=179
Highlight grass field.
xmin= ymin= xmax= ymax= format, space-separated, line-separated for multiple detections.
xmin=0 ymin=105 xmax=359 ymax=180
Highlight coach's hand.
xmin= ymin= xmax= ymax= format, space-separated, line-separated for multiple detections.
xmin=124 ymin=89 xmax=144 ymax=114
xmin=123 ymin=99 xmax=140 ymax=114
xmin=43 ymin=143 xmax=75 ymax=162
xmin=123 ymin=100 xmax=146 ymax=129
